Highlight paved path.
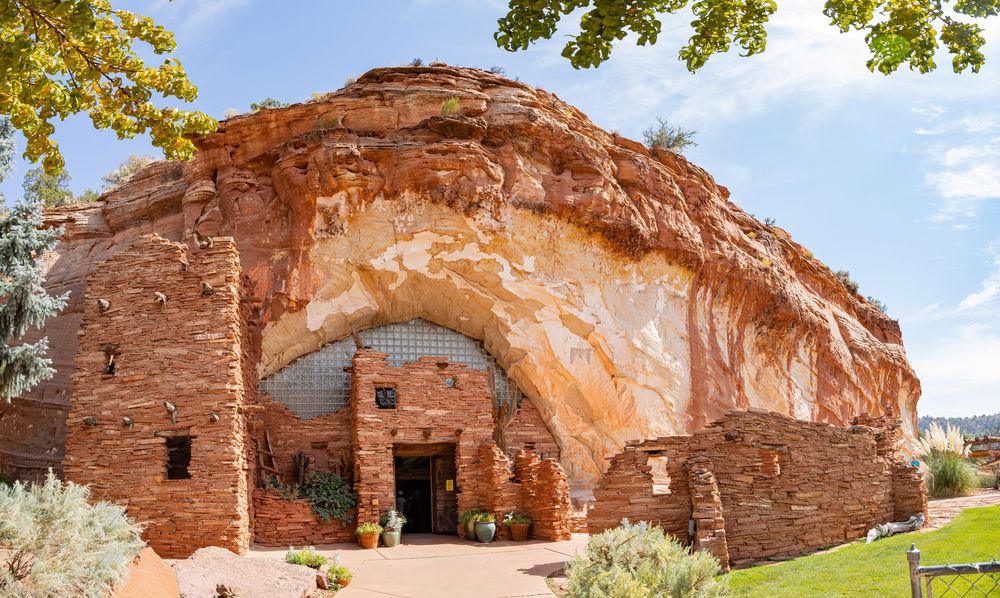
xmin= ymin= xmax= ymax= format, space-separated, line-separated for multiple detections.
xmin=925 ymin=488 xmax=1000 ymax=530
xmin=250 ymin=534 xmax=589 ymax=598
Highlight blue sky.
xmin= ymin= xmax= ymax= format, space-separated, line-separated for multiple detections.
xmin=2 ymin=1 xmax=998 ymax=417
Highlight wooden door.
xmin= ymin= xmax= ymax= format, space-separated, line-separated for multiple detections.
xmin=431 ymin=454 xmax=458 ymax=533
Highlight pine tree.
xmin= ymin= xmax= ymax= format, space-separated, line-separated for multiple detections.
xmin=0 ymin=199 xmax=68 ymax=401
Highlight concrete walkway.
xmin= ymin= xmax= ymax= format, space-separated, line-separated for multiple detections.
xmin=250 ymin=534 xmax=589 ymax=598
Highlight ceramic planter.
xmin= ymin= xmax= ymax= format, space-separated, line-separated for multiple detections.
xmin=358 ymin=532 xmax=379 ymax=549
xmin=475 ymin=521 xmax=496 ymax=543
xmin=381 ymin=529 xmax=402 ymax=547
xmin=465 ymin=518 xmax=477 ymax=540
xmin=509 ymin=522 xmax=530 ymax=541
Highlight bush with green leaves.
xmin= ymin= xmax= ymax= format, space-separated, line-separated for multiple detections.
xmin=355 ymin=522 xmax=383 ymax=535
xmin=642 ymin=118 xmax=697 ymax=154
xmin=503 ymin=511 xmax=531 ymax=525
xmin=299 ymin=472 xmax=356 ymax=526
xmin=440 ymin=96 xmax=461 ymax=116
xmin=380 ymin=509 xmax=407 ymax=531
xmin=284 ymin=546 xmax=327 ymax=569
xmin=925 ymin=453 xmax=979 ymax=499
xmin=459 ymin=508 xmax=485 ymax=526
xmin=0 ymin=472 xmax=144 ymax=598
xmin=565 ymin=520 xmax=728 ymax=598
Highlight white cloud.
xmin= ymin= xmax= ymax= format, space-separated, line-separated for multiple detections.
xmin=911 ymin=323 xmax=1000 ymax=416
xmin=959 ymin=242 xmax=1000 ymax=310
xmin=924 ymin=139 xmax=1000 ymax=222
xmin=149 ymin=0 xmax=252 ymax=38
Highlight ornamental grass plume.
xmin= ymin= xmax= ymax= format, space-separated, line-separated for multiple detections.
xmin=917 ymin=422 xmax=968 ymax=459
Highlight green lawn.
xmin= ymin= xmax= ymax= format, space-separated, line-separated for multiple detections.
xmin=728 ymin=505 xmax=1000 ymax=598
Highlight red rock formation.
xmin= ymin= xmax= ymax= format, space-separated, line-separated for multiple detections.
xmin=2 ymin=65 xmax=920 ymax=499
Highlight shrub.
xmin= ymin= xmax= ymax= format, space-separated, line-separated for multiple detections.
xmin=642 ymin=118 xmax=697 ymax=153
xmin=475 ymin=512 xmax=496 ymax=523
xmin=0 ymin=472 xmax=145 ymax=598
xmin=356 ymin=522 xmax=383 ymax=535
xmin=299 ymin=472 xmax=356 ymax=526
xmin=565 ymin=520 xmax=728 ymax=598
xmin=867 ymin=296 xmax=888 ymax=313
xmin=315 ymin=115 xmax=340 ymax=129
xmin=250 ymin=98 xmax=290 ymax=112
xmin=440 ymin=96 xmax=461 ymax=116
xmin=409 ymin=58 xmax=424 ymax=66
xmin=925 ymin=453 xmax=979 ymax=498
xmin=503 ymin=511 xmax=531 ymax=526
xmin=834 ymin=270 xmax=860 ymax=294
xmin=284 ymin=546 xmax=327 ymax=569
xmin=917 ymin=422 xmax=968 ymax=459
xmin=327 ymin=564 xmax=353 ymax=586
xmin=380 ymin=510 xmax=407 ymax=531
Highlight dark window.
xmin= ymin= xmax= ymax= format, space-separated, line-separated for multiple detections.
xmin=375 ymin=387 xmax=397 ymax=409
xmin=166 ymin=436 xmax=192 ymax=479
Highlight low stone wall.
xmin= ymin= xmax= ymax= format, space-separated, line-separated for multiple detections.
xmin=480 ymin=445 xmax=574 ymax=541
xmin=253 ymin=491 xmax=356 ymax=546
xmin=590 ymin=410 xmax=927 ymax=567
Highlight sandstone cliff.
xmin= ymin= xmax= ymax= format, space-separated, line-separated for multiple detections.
xmin=2 ymin=65 xmax=920 ymax=497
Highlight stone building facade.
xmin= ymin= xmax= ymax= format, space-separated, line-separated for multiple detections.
xmin=589 ymin=410 xmax=927 ymax=569
xmin=62 ymin=235 xmax=572 ymax=557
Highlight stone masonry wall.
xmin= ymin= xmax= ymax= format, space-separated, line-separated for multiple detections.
xmin=590 ymin=410 xmax=927 ymax=567
xmin=479 ymin=444 xmax=573 ymax=541
xmin=252 ymin=491 xmax=356 ymax=546
xmin=350 ymin=351 xmax=494 ymax=526
xmin=258 ymin=399 xmax=352 ymax=484
xmin=505 ymin=399 xmax=560 ymax=461
xmin=687 ymin=456 xmax=729 ymax=572
xmin=64 ymin=235 xmax=251 ymax=558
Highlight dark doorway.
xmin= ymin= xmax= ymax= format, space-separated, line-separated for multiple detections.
xmin=394 ymin=456 xmax=433 ymax=533
xmin=393 ymin=443 xmax=458 ymax=534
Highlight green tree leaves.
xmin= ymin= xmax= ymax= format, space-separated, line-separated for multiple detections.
xmin=21 ymin=166 xmax=72 ymax=208
xmin=496 ymin=0 xmax=996 ymax=74
xmin=0 ymin=0 xmax=216 ymax=174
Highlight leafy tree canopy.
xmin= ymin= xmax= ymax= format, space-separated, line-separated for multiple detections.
xmin=250 ymin=98 xmax=290 ymax=112
xmin=495 ymin=0 xmax=998 ymax=74
xmin=0 ymin=0 xmax=216 ymax=174
xmin=22 ymin=165 xmax=72 ymax=208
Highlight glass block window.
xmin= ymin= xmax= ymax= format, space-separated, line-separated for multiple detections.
xmin=259 ymin=319 xmax=524 ymax=419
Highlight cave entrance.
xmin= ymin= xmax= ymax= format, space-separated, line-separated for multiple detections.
xmin=393 ymin=443 xmax=457 ymax=534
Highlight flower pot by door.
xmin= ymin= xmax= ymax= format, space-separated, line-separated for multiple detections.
xmin=382 ymin=529 xmax=401 ymax=547
xmin=465 ymin=518 xmax=477 ymax=540
xmin=475 ymin=521 xmax=496 ymax=543
xmin=509 ymin=523 xmax=530 ymax=541
xmin=358 ymin=532 xmax=379 ymax=549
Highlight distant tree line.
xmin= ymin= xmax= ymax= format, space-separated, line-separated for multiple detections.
xmin=919 ymin=413 xmax=1000 ymax=438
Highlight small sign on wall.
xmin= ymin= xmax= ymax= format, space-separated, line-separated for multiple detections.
xmin=446 ymin=479 xmax=454 ymax=492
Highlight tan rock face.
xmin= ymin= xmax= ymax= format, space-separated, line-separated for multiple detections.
xmin=8 ymin=65 xmax=919 ymax=498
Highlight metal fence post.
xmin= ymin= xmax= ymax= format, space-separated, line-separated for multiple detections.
xmin=908 ymin=544 xmax=923 ymax=598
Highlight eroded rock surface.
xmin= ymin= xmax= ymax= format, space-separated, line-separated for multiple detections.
xmin=4 ymin=65 xmax=919 ymax=497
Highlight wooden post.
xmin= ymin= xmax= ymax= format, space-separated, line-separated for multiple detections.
xmin=907 ymin=544 xmax=923 ymax=598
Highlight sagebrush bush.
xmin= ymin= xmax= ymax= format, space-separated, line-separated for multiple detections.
xmin=0 ymin=472 xmax=144 ymax=598
xmin=565 ymin=520 xmax=728 ymax=598
xmin=926 ymin=453 xmax=979 ymax=498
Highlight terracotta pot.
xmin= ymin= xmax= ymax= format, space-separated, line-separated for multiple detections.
xmin=509 ymin=522 xmax=530 ymax=541
xmin=337 ymin=578 xmax=351 ymax=588
xmin=358 ymin=532 xmax=379 ymax=549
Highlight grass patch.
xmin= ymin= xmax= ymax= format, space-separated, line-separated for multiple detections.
xmin=729 ymin=505 xmax=1000 ymax=597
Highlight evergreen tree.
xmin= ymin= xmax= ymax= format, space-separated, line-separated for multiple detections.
xmin=0 ymin=199 xmax=68 ymax=402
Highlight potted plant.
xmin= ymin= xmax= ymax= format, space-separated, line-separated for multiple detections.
xmin=355 ymin=522 xmax=383 ymax=549
xmin=459 ymin=508 xmax=484 ymax=540
xmin=503 ymin=511 xmax=531 ymax=541
xmin=474 ymin=512 xmax=496 ymax=543
xmin=327 ymin=564 xmax=353 ymax=588
xmin=379 ymin=510 xmax=407 ymax=547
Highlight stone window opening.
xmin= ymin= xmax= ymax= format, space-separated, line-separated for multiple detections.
xmin=759 ymin=448 xmax=783 ymax=478
xmin=375 ymin=386 xmax=397 ymax=409
xmin=648 ymin=455 xmax=671 ymax=496
xmin=165 ymin=436 xmax=192 ymax=480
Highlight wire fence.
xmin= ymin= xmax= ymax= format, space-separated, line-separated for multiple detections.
xmin=908 ymin=544 xmax=1000 ymax=597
